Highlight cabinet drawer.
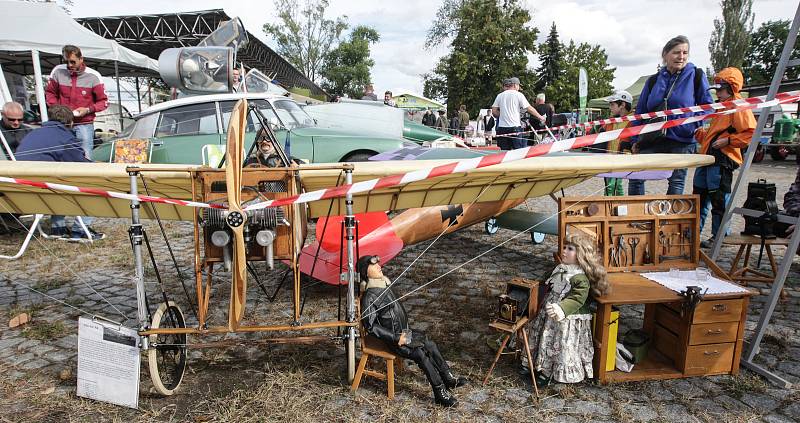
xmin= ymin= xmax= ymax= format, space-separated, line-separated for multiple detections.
xmin=655 ymin=304 xmax=684 ymax=336
xmin=684 ymin=342 xmax=735 ymax=375
xmin=693 ymin=299 xmax=743 ymax=323
xmin=689 ymin=322 xmax=739 ymax=345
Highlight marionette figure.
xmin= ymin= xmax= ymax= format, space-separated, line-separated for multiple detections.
xmin=357 ymin=255 xmax=467 ymax=407
xmin=523 ymin=233 xmax=609 ymax=386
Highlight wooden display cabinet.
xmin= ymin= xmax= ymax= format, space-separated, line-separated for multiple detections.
xmin=558 ymin=195 xmax=753 ymax=384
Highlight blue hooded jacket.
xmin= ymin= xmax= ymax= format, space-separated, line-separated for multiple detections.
xmin=635 ymin=62 xmax=713 ymax=144
xmin=15 ymin=121 xmax=90 ymax=162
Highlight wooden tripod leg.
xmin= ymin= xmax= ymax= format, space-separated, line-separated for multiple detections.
xmin=520 ymin=327 xmax=539 ymax=398
xmin=483 ymin=334 xmax=511 ymax=385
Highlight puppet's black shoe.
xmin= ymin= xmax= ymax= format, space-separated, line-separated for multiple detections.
xmin=443 ymin=372 xmax=468 ymax=389
xmin=433 ymin=384 xmax=458 ymax=407
xmin=535 ymin=373 xmax=552 ymax=388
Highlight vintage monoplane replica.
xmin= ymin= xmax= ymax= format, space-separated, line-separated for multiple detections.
xmin=3 ymin=18 xmax=792 ymax=398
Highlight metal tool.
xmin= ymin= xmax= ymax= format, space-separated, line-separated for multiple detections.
xmin=659 ymin=231 xmax=669 ymax=255
xmin=644 ymin=242 xmax=651 ymax=264
xmin=683 ymin=227 xmax=692 ymax=252
xmin=617 ymin=234 xmax=627 ymax=267
xmin=659 ymin=254 xmax=691 ymax=261
xmin=629 ymin=237 xmax=640 ymax=266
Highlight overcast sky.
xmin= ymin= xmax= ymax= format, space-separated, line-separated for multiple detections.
xmin=71 ymin=0 xmax=797 ymax=96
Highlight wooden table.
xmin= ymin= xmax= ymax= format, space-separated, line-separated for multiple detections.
xmin=723 ymin=234 xmax=789 ymax=297
xmin=593 ymin=272 xmax=752 ymax=384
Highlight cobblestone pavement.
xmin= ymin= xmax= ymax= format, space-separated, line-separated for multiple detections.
xmin=1 ymin=160 xmax=799 ymax=422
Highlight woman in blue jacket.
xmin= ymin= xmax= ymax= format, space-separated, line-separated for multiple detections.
xmin=629 ymin=35 xmax=713 ymax=195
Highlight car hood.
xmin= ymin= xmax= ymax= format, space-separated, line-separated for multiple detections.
xmin=288 ymin=126 xmax=406 ymax=142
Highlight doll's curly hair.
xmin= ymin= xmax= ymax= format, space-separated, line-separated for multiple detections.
xmin=565 ymin=233 xmax=610 ymax=297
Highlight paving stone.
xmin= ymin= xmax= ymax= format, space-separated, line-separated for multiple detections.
xmin=762 ymin=414 xmax=796 ymax=423
xmin=15 ymin=339 xmax=41 ymax=351
xmin=19 ymin=358 xmax=49 ymax=370
xmin=566 ymin=399 xmax=611 ymax=416
xmin=740 ymin=392 xmax=780 ymax=413
xmin=503 ymin=387 xmax=530 ymax=404
xmin=54 ymin=334 xmax=77 ymax=350
xmin=539 ymin=396 xmax=566 ymax=411
xmin=658 ymin=403 xmax=697 ymax=423
xmin=7 ymin=351 xmax=34 ymax=366
xmin=627 ymin=403 xmax=658 ymax=422
xmin=715 ymin=394 xmax=751 ymax=413
xmin=0 ymin=337 xmax=24 ymax=350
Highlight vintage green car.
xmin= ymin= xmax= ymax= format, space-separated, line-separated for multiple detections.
xmin=93 ymin=93 xmax=415 ymax=164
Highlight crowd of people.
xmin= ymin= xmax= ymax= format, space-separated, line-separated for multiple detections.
xmin=1 ymin=44 xmax=107 ymax=241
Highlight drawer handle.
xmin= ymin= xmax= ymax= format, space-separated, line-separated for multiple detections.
xmin=712 ymin=304 xmax=728 ymax=312
xmin=705 ymin=329 xmax=723 ymax=335
xmin=704 ymin=350 xmax=720 ymax=356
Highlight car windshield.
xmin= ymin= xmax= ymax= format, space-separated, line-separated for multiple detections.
xmin=272 ymin=100 xmax=315 ymax=129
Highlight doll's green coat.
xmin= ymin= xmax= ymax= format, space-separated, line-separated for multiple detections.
xmin=559 ymin=274 xmax=592 ymax=316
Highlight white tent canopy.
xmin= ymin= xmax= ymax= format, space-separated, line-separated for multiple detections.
xmin=0 ymin=0 xmax=159 ymax=77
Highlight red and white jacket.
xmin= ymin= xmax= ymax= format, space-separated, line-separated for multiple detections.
xmin=45 ymin=64 xmax=108 ymax=125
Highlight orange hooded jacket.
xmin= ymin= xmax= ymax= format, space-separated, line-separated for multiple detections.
xmin=694 ymin=67 xmax=756 ymax=165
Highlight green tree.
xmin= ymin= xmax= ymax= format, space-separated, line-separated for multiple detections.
xmin=708 ymin=0 xmax=754 ymax=72
xmin=263 ymin=0 xmax=348 ymax=83
xmin=319 ymin=26 xmax=380 ymax=98
xmin=535 ymin=23 xmax=563 ymax=92
xmin=743 ymin=19 xmax=800 ymax=85
xmin=422 ymin=0 xmax=539 ymax=117
xmin=545 ymin=41 xmax=615 ymax=112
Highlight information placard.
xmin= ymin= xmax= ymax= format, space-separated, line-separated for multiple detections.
xmin=76 ymin=317 xmax=140 ymax=409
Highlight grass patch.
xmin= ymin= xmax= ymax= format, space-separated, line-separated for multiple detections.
xmin=21 ymin=320 xmax=67 ymax=341
xmin=721 ymin=374 xmax=768 ymax=398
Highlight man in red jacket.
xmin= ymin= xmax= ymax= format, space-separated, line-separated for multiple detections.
xmin=45 ymin=45 xmax=108 ymax=160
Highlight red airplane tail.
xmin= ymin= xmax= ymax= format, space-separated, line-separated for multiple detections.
xmin=296 ymin=211 xmax=404 ymax=285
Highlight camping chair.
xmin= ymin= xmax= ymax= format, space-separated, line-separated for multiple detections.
xmin=351 ymin=295 xmax=403 ymax=399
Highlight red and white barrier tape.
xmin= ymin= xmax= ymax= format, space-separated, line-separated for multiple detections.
xmin=0 ymin=92 xmax=795 ymax=213
xmin=538 ymin=90 xmax=800 ymax=134
xmin=244 ymin=93 xmax=798 ymax=212
xmin=0 ymin=176 xmax=225 ymax=210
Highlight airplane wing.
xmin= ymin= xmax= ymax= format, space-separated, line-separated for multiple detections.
xmin=301 ymin=153 xmax=713 ymax=218
xmin=0 ymin=153 xmax=712 ymax=220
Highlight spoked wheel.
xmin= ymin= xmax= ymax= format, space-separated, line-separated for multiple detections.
xmin=148 ymin=301 xmax=187 ymax=396
xmin=485 ymin=217 xmax=499 ymax=235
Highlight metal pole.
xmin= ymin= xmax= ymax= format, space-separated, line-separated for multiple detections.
xmin=344 ymin=168 xmax=356 ymax=383
xmin=711 ymin=3 xmax=800 ymax=260
xmin=115 ymin=61 xmax=123 ymax=132
xmin=135 ymin=77 xmax=142 ymax=113
xmin=130 ymin=172 xmax=148 ymax=340
xmin=31 ymin=50 xmax=48 ymax=122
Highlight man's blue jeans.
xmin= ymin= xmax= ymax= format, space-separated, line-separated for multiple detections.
xmin=629 ymin=140 xmax=696 ymax=195
xmin=694 ymin=165 xmax=731 ymax=239
xmin=496 ymin=126 xmax=526 ymax=150
xmin=73 ymin=123 xmax=94 ymax=160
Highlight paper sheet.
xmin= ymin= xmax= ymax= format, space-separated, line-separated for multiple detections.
xmin=76 ymin=316 xmax=140 ymax=409
xmin=641 ymin=270 xmax=749 ymax=295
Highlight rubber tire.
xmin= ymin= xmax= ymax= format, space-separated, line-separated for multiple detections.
xmin=148 ymin=301 xmax=187 ymax=396
xmin=769 ymin=146 xmax=788 ymax=161
xmin=531 ymin=232 xmax=546 ymax=244
xmin=753 ymin=144 xmax=765 ymax=163
xmin=485 ymin=218 xmax=499 ymax=235
xmin=342 ymin=152 xmax=374 ymax=162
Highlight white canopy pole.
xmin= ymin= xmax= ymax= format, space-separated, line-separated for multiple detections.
xmin=0 ymin=63 xmax=12 ymax=103
xmin=31 ymin=49 xmax=48 ymax=122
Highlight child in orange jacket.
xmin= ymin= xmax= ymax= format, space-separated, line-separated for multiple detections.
xmin=693 ymin=67 xmax=755 ymax=246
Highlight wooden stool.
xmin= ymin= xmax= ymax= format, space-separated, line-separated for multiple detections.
xmin=722 ymin=234 xmax=789 ymax=298
xmin=483 ymin=316 xmax=539 ymax=397
xmin=351 ymin=334 xmax=403 ymax=399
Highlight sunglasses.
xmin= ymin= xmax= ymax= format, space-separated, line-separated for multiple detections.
xmin=368 ymin=256 xmax=380 ymax=265
xmin=5 ymin=117 xmax=22 ymax=122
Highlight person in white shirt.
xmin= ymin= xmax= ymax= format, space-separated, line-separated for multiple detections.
xmin=491 ymin=77 xmax=545 ymax=150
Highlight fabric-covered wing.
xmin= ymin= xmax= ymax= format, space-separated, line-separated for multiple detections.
xmin=300 ymin=153 xmax=713 ymax=218
xmin=0 ymin=162 xmax=198 ymax=220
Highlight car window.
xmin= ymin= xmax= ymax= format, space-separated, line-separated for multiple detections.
xmin=273 ymin=100 xmax=315 ymax=128
xmin=155 ymin=103 xmax=218 ymax=137
xmin=220 ymin=99 xmax=282 ymax=132
xmin=130 ymin=113 xmax=158 ymax=138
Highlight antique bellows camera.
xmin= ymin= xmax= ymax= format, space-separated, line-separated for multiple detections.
xmin=496 ymin=278 xmax=540 ymax=324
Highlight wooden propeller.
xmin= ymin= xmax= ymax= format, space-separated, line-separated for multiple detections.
xmin=226 ymin=99 xmax=248 ymax=330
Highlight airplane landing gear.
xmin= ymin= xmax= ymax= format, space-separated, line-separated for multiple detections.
xmin=148 ymin=301 xmax=187 ymax=396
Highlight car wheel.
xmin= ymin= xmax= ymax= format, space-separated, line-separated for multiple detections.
xmin=342 ymin=152 xmax=375 ymax=162
xmin=769 ymin=146 xmax=788 ymax=161
xmin=753 ymin=144 xmax=765 ymax=163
